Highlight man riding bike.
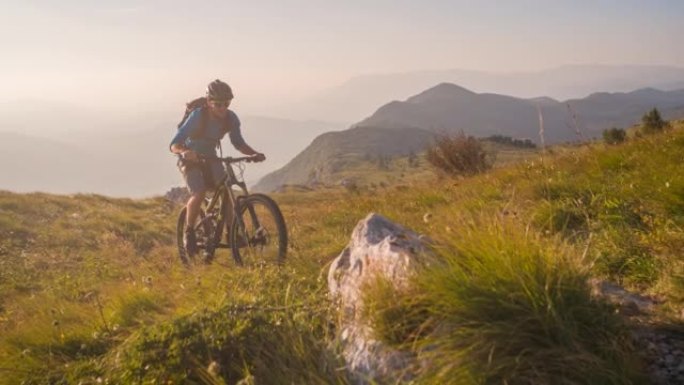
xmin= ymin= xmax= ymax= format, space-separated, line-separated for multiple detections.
xmin=170 ymin=79 xmax=266 ymax=257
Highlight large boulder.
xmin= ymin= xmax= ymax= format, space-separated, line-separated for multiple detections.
xmin=328 ymin=213 xmax=426 ymax=384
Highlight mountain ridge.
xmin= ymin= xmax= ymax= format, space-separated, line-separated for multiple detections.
xmin=255 ymin=84 xmax=684 ymax=192
xmin=274 ymin=64 xmax=684 ymax=122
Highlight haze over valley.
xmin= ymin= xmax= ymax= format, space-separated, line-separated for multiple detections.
xmin=0 ymin=109 xmax=343 ymax=196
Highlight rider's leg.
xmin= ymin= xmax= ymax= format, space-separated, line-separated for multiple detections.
xmin=185 ymin=191 xmax=206 ymax=231
xmin=179 ymin=160 xmax=207 ymax=257
xmin=181 ymin=160 xmax=210 ymax=231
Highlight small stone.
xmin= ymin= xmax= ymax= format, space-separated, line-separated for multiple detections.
xmin=207 ymin=361 xmax=220 ymax=376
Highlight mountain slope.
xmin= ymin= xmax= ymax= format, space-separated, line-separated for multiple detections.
xmin=365 ymin=83 xmax=547 ymax=139
xmin=253 ymin=125 xmax=435 ymax=191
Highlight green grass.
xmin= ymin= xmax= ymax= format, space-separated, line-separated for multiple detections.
xmin=1 ymin=121 xmax=683 ymax=384
xmin=102 ymin=267 xmax=347 ymax=385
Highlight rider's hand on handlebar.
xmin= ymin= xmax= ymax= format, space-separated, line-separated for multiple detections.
xmin=181 ymin=150 xmax=199 ymax=162
xmin=251 ymin=153 xmax=266 ymax=163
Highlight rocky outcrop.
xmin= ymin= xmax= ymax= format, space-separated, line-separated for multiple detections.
xmin=590 ymin=279 xmax=684 ymax=384
xmin=328 ymin=214 xmax=682 ymax=384
xmin=634 ymin=325 xmax=684 ymax=384
xmin=328 ymin=213 xmax=426 ymax=384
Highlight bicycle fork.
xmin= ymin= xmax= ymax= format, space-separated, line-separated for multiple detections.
xmin=233 ymin=198 xmax=264 ymax=248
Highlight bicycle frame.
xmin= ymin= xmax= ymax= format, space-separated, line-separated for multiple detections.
xmin=176 ymin=154 xmax=287 ymax=266
xmin=195 ymin=157 xmax=261 ymax=250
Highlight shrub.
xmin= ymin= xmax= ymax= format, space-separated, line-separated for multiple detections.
xmin=641 ymin=108 xmax=668 ymax=135
xmin=603 ymin=127 xmax=627 ymax=145
xmin=426 ymin=132 xmax=491 ymax=176
xmin=485 ymin=135 xmax=537 ymax=148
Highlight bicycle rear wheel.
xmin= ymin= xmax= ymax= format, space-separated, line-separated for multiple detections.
xmin=230 ymin=194 xmax=287 ymax=267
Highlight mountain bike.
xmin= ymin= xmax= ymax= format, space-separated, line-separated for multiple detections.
xmin=176 ymin=155 xmax=287 ymax=267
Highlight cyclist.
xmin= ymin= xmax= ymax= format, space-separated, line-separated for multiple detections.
xmin=170 ymin=79 xmax=265 ymax=257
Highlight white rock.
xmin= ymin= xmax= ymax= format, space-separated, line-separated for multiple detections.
xmin=328 ymin=213 xmax=426 ymax=384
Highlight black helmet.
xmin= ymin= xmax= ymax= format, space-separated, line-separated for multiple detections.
xmin=206 ymin=79 xmax=233 ymax=100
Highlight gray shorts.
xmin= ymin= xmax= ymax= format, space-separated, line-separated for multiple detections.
xmin=178 ymin=158 xmax=226 ymax=195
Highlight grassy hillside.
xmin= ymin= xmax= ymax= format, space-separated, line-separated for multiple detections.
xmin=1 ymin=121 xmax=683 ymax=384
xmin=253 ymin=125 xmax=436 ymax=192
xmin=256 ymin=131 xmax=538 ymax=193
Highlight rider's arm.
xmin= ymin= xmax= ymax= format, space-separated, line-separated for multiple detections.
xmin=169 ymin=109 xmax=202 ymax=154
xmin=228 ymin=112 xmax=265 ymax=160
xmin=236 ymin=143 xmax=261 ymax=156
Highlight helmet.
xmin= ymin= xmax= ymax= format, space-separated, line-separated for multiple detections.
xmin=206 ymin=79 xmax=233 ymax=100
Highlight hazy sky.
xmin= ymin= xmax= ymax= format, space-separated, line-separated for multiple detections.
xmin=2 ymin=0 xmax=683 ymax=114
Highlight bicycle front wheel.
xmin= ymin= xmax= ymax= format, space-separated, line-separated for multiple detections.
xmin=230 ymin=194 xmax=287 ymax=267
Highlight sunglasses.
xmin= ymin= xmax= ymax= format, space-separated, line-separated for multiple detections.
xmin=209 ymin=100 xmax=231 ymax=108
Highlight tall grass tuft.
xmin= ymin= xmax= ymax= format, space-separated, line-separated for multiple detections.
xmin=367 ymin=218 xmax=645 ymax=385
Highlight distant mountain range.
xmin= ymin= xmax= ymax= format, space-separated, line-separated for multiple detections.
xmin=277 ymin=65 xmax=684 ymax=123
xmin=360 ymin=84 xmax=684 ymax=143
xmin=254 ymin=84 xmax=684 ymax=192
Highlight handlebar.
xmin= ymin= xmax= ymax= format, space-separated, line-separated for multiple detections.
xmin=189 ymin=154 xmax=262 ymax=163
xmin=221 ymin=156 xmax=260 ymax=163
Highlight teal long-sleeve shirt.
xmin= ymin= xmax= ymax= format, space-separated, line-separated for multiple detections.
xmin=170 ymin=108 xmax=246 ymax=156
